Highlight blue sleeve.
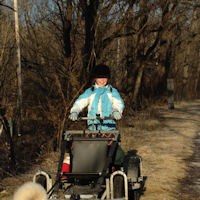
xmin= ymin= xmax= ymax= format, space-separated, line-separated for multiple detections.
xmin=70 ymin=88 xmax=93 ymax=113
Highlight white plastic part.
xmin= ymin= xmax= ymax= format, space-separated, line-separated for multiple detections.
xmin=110 ymin=170 xmax=128 ymax=200
xmin=33 ymin=170 xmax=52 ymax=192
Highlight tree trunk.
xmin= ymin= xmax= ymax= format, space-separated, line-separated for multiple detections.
xmin=133 ymin=63 xmax=145 ymax=107
xmin=63 ymin=0 xmax=72 ymax=58
xmin=81 ymin=0 xmax=99 ymax=84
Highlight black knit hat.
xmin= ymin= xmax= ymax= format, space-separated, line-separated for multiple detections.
xmin=92 ymin=64 xmax=111 ymax=79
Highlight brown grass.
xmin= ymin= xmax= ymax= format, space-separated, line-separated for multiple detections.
xmin=1 ymin=100 xmax=200 ymax=200
xmin=120 ymin=100 xmax=200 ymax=200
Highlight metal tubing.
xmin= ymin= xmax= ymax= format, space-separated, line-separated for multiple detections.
xmin=106 ymin=178 xmax=110 ymax=199
xmin=64 ymin=130 xmax=120 ymax=134
xmin=110 ymin=170 xmax=128 ymax=200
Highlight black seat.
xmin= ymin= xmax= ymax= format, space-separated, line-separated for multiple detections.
xmin=62 ymin=138 xmax=110 ymax=184
xmin=54 ymin=131 xmax=119 ymax=196
xmin=72 ymin=140 xmax=108 ymax=174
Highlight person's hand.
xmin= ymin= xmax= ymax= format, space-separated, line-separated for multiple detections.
xmin=112 ymin=110 xmax=121 ymax=120
xmin=69 ymin=112 xmax=78 ymax=121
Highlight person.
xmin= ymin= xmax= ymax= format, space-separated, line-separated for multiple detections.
xmin=69 ymin=64 xmax=125 ymax=130
xmin=69 ymin=63 xmax=125 ymax=167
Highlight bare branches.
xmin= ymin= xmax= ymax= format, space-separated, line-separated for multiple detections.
xmin=180 ymin=1 xmax=200 ymax=8
xmin=0 ymin=0 xmax=199 ymax=167
xmin=0 ymin=1 xmax=15 ymax=11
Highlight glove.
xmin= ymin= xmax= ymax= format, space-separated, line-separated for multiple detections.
xmin=112 ymin=110 xmax=121 ymax=120
xmin=69 ymin=112 xmax=78 ymax=121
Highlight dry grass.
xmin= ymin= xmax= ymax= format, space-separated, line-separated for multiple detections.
xmin=1 ymin=100 xmax=200 ymax=200
xmin=120 ymin=100 xmax=200 ymax=200
xmin=0 ymin=151 xmax=60 ymax=200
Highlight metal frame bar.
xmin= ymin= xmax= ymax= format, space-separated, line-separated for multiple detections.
xmin=110 ymin=171 xmax=129 ymax=200
xmin=64 ymin=130 xmax=120 ymax=142
xmin=64 ymin=130 xmax=120 ymax=134
xmin=66 ymin=137 xmax=115 ymax=141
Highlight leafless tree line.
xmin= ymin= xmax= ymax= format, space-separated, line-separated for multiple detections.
xmin=0 ymin=0 xmax=199 ymax=173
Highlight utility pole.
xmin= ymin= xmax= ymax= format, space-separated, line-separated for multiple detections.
xmin=14 ymin=0 xmax=22 ymax=136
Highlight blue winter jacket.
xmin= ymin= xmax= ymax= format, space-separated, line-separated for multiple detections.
xmin=70 ymin=84 xmax=125 ymax=130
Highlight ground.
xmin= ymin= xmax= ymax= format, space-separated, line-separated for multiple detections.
xmin=0 ymin=99 xmax=200 ymax=200
xmin=120 ymin=99 xmax=200 ymax=200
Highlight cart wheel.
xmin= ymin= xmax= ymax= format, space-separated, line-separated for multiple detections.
xmin=35 ymin=174 xmax=47 ymax=190
xmin=113 ymin=175 xmax=124 ymax=198
xmin=133 ymin=190 xmax=140 ymax=200
xmin=129 ymin=189 xmax=140 ymax=200
xmin=33 ymin=171 xmax=52 ymax=192
xmin=126 ymin=155 xmax=141 ymax=182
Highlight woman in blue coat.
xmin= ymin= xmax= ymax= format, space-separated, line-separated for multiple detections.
xmin=69 ymin=64 xmax=125 ymax=167
xmin=69 ymin=64 xmax=125 ymax=131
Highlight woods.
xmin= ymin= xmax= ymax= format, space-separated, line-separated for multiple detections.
xmin=0 ymin=0 xmax=199 ymax=177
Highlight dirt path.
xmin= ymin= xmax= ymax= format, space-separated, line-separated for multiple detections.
xmin=0 ymin=100 xmax=200 ymax=200
xmin=120 ymin=99 xmax=200 ymax=200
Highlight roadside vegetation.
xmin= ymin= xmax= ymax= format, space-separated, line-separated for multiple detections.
xmin=0 ymin=1 xmax=199 ymax=198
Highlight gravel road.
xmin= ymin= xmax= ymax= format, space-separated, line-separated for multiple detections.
xmin=120 ymin=100 xmax=200 ymax=200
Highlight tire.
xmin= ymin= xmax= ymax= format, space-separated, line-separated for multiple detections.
xmin=133 ymin=190 xmax=140 ymax=200
xmin=126 ymin=155 xmax=141 ymax=182
xmin=124 ymin=152 xmax=142 ymax=200
xmin=129 ymin=189 xmax=140 ymax=200
xmin=35 ymin=174 xmax=47 ymax=190
xmin=113 ymin=175 xmax=124 ymax=198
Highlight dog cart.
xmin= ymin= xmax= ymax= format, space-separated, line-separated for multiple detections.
xmin=33 ymin=116 xmax=144 ymax=199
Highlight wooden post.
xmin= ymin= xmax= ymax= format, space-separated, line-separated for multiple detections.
xmin=167 ymin=79 xmax=175 ymax=109
xmin=14 ymin=0 xmax=22 ymax=136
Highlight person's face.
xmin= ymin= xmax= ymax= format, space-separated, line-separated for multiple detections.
xmin=95 ymin=78 xmax=108 ymax=87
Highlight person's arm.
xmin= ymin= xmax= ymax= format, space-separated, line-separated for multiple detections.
xmin=69 ymin=88 xmax=91 ymax=120
xmin=111 ymin=88 xmax=125 ymax=119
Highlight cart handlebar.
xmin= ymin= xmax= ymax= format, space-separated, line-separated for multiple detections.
xmin=71 ymin=114 xmax=117 ymax=131
xmin=78 ymin=115 xmax=115 ymax=121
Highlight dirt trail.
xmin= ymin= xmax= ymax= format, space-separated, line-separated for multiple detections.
xmin=120 ymin=99 xmax=200 ymax=200
xmin=0 ymin=100 xmax=200 ymax=200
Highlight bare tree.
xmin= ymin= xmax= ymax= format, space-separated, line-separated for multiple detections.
xmin=0 ymin=0 xmax=198 ymax=164
xmin=0 ymin=9 xmax=17 ymax=172
xmin=120 ymin=0 xmax=200 ymax=108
